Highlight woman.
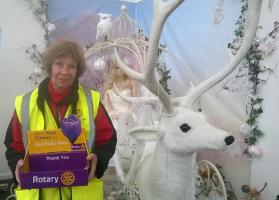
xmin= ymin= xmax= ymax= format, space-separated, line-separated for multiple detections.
xmin=4 ymin=40 xmax=116 ymax=200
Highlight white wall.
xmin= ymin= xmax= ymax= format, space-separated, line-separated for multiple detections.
xmin=0 ymin=1 xmax=45 ymax=179
xmin=253 ymin=67 xmax=279 ymax=199
xmin=251 ymin=1 xmax=279 ymax=199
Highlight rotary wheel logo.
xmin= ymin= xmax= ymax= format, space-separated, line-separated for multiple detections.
xmin=61 ymin=171 xmax=75 ymax=186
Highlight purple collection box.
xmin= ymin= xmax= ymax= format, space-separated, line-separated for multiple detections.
xmin=19 ymin=151 xmax=89 ymax=189
xmin=28 ymin=151 xmax=87 ymax=172
xmin=19 ymin=167 xmax=88 ymax=189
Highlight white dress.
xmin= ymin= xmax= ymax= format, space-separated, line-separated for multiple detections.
xmin=106 ymin=89 xmax=136 ymax=173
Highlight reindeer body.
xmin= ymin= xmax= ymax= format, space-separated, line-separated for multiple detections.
xmin=137 ymin=149 xmax=196 ymax=200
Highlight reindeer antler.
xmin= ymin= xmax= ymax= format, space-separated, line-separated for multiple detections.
xmin=180 ymin=0 xmax=262 ymax=106
xmin=113 ymin=83 xmax=158 ymax=104
xmin=115 ymin=0 xmax=184 ymax=114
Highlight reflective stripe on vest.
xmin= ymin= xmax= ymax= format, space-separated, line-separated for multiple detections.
xmin=21 ymin=91 xmax=32 ymax=149
xmin=83 ymin=88 xmax=96 ymax=150
xmin=15 ymin=85 xmax=100 ymax=151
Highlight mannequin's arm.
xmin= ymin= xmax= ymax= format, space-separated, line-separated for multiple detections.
xmin=104 ymin=91 xmax=118 ymax=119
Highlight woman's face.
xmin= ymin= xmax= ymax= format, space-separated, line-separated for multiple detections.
xmin=50 ymin=55 xmax=77 ymax=92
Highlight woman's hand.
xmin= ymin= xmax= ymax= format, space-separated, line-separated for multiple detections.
xmin=86 ymin=153 xmax=98 ymax=181
xmin=15 ymin=159 xmax=24 ymax=185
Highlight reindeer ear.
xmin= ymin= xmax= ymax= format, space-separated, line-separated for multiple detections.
xmin=128 ymin=125 xmax=163 ymax=142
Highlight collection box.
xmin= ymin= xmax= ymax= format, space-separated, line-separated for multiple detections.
xmin=28 ymin=151 xmax=87 ymax=172
xmin=28 ymin=129 xmax=87 ymax=154
xmin=19 ymin=128 xmax=89 ymax=189
xmin=19 ymin=159 xmax=88 ymax=189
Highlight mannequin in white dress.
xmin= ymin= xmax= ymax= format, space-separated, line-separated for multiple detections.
xmin=104 ymin=60 xmax=138 ymax=182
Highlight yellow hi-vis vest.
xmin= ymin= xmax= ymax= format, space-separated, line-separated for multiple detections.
xmin=14 ymin=85 xmax=103 ymax=200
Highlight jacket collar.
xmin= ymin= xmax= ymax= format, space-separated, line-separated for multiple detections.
xmin=36 ymin=77 xmax=79 ymax=114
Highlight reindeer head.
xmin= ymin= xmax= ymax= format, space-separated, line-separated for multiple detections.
xmin=158 ymin=106 xmax=234 ymax=153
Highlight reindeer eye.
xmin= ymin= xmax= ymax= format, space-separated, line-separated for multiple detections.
xmin=180 ymin=123 xmax=191 ymax=132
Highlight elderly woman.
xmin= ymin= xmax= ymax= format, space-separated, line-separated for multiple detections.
xmin=4 ymin=40 xmax=116 ymax=200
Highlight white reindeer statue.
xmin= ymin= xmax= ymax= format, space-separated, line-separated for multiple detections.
xmin=112 ymin=0 xmax=262 ymax=199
